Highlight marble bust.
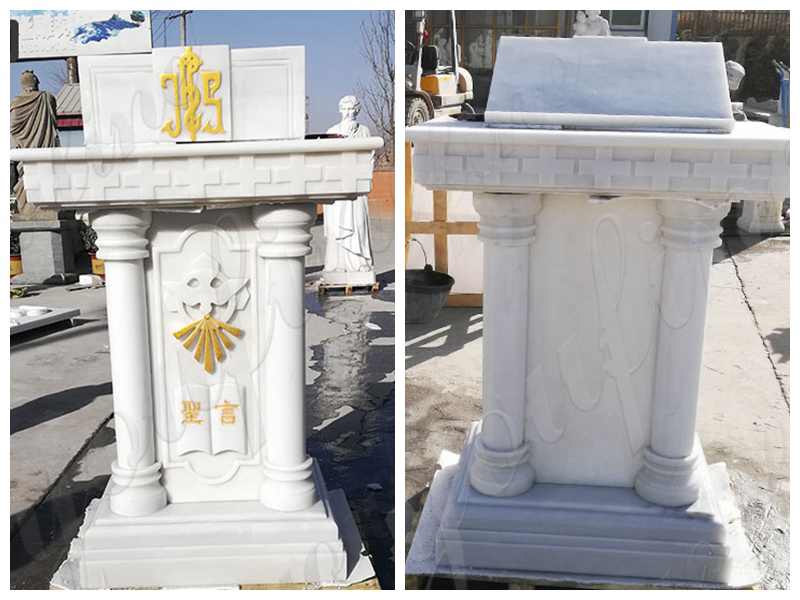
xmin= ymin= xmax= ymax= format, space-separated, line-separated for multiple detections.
xmin=726 ymin=60 xmax=746 ymax=121
xmin=573 ymin=10 xmax=611 ymax=37
xmin=726 ymin=60 xmax=745 ymax=92
xmin=322 ymin=95 xmax=375 ymax=285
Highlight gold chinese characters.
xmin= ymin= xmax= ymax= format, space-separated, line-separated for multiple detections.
xmin=160 ymin=46 xmax=225 ymax=141
xmin=181 ymin=399 xmax=239 ymax=426
xmin=181 ymin=400 xmax=203 ymax=425
xmin=215 ymin=400 xmax=239 ymax=425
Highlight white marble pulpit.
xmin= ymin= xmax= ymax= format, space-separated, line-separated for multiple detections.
xmin=11 ymin=44 xmax=382 ymax=589
xmin=407 ymin=36 xmax=789 ymax=587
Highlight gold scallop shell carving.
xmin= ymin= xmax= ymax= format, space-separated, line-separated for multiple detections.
xmin=173 ymin=313 xmax=242 ymax=374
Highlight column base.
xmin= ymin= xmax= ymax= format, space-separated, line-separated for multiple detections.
xmin=51 ymin=466 xmax=369 ymax=589
xmin=260 ymin=456 xmax=319 ymax=511
xmin=634 ymin=444 xmax=701 ymax=507
xmin=468 ymin=431 xmax=535 ymax=497
xmin=108 ymin=461 xmax=167 ymax=517
xmin=407 ymin=422 xmax=760 ymax=588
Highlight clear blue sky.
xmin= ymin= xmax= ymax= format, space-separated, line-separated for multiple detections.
xmin=10 ymin=10 xmax=392 ymax=134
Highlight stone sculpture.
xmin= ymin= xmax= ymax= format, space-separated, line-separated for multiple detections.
xmin=573 ymin=10 xmax=610 ymax=37
xmin=726 ymin=60 xmax=747 ymax=121
xmin=322 ymin=95 xmax=376 ymax=286
xmin=10 ymin=69 xmax=60 ymax=219
xmin=468 ymin=30 xmax=492 ymax=69
xmin=10 ymin=69 xmax=83 ymax=285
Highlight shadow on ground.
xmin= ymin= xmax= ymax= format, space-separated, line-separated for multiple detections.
xmin=10 ymin=422 xmax=115 ymax=589
xmin=406 ymin=308 xmax=482 ymax=371
xmin=11 ymin=382 xmax=113 ymax=435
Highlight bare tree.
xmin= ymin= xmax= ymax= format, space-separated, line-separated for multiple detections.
xmin=357 ymin=11 xmax=394 ymax=167
xmin=45 ymin=60 xmax=70 ymax=91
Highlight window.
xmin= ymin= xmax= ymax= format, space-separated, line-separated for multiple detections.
xmin=601 ymin=10 xmax=647 ymax=31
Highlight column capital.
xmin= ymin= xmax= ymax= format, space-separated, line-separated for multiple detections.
xmin=91 ymin=209 xmax=152 ymax=261
xmin=657 ymin=199 xmax=729 ymax=251
xmin=252 ymin=204 xmax=315 ymax=258
xmin=473 ymin=192 xmax=542 ymax=246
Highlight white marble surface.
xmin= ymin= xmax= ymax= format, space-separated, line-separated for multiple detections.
xmin=50 ymin=473 xmax=373 ymax=588
xmin=407 ymin=432 xmax=761 ymax=588
xmin=11 ymin=137 xmax=381 ymax=210
xmin=9 ymin=306 xmax=80 ymax=335
xmin=485 ymin=36 xmax=733 ymax=131
xmin=408 ymin=119 xmax=789 ymax=201
xmin=78 ymin=46 xmax=306 ymax=146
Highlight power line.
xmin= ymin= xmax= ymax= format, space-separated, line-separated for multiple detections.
xmin=166 ymin=10 xmax=193 ymax=46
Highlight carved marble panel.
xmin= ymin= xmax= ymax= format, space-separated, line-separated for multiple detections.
xmin=526 ymin=195 xmax=662 ymax=486
xmin=147 ymin=208 xmax=267 ymax=502
xmin=408 ymin=120 xmax=789 ymax=202
xmin=78 ymin=45 xmax=305 ymax=145
xmin=18 ymin=141 xmax=378 ymax=209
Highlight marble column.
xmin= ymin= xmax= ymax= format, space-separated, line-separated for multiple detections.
xmin=634 ymin=199 xmax=729 ymax=507
xmin=737 ymin=199 xmax=785 ymax=234
xmin=469 ymin=192 xmax=541 ymax=497
xmin=253 ymin=204 xmax=318 ymax=511
xmin=92 ymin=209 xmax=167 ymax=517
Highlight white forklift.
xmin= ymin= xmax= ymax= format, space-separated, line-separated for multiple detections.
xmin=405 ymin=10 xmax=474 ymax=126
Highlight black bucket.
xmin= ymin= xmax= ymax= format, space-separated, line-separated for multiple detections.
xmin=406 ymin=264 xmax=455 ymax=324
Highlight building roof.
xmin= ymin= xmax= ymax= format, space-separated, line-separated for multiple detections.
xmin=55 ymin=82 xmax=81 ymax=116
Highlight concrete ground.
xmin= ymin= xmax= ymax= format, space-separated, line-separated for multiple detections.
xmin=405 ymin=220 xmax=789 ymax=589
xmin=10 ymin=213 xmax=395 ymax=590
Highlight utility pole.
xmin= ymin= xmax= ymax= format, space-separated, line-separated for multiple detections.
xmin=166 ymin=10 xmax=193 ymax=46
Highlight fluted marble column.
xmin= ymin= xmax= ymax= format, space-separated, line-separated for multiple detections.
xmin=469 ymin=192 xmax=541 ymax=497
xmin=92 ymin=209 xmax=167 ymax=517
xmin=253 ymin=203 xmax=318 ymax=511
xmin=634 ymin=199 xmax=729 ymax=507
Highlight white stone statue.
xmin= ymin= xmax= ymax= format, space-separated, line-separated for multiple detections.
xmin=322 ymin=96 xmax=375 ymax=286
xmin=726 ymin=60 xmax=745 ymax=92
xmin=725 ymin=60 xmax=747 ymax=121
xmin=468 ymin=30 xmax=492 ymax=69
xmin=573 ymin=10 xmax=610 ymax=37
xmin=432 ymin=28 xmax=452 ymax=67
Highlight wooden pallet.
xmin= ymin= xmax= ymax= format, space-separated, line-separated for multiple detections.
xmin=62 ymin=578 xmax=381 ymax=591
xmin=405 ymin=142 xmax=482 ymax=308
xmin=318 ymin=281 xmax=380 ymax=297
xmin=241 ymin=576 xmax=381 ymax=590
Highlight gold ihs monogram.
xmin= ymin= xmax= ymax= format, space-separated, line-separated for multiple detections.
xmin=160 ymin=46 xmax=224 ymax=141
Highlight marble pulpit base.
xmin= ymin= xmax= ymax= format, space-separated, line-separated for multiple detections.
xmin=51 ymin=462 xmax=372 ymax=589
xmin=11 ymin=219 xmax=83 ymax=285
xmin=407 ymin=423 xmax=760 ymax=589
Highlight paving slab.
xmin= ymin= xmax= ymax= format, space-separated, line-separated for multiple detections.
xmin=11 ymin=286 xmax=113 ymax=529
